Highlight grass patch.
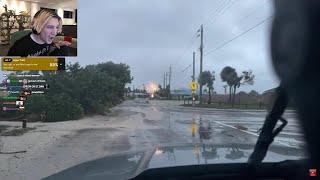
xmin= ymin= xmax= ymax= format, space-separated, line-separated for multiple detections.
xmin=1 ymin=127 xmax=36 ymax=136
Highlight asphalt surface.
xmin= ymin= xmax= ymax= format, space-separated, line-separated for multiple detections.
xmin=42 ymin=98 xmax=306 ymax=180
xmin=115 ymin=98 xmax=306 ymax=160
xmin=5 ymin=98 xmax=306 ymax=180
xmin=144 ymin=99 xmax=304 ymax=148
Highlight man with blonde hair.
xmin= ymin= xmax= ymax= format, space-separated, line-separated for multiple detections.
xmin=7 ymin=9 xmax=71 ymax=56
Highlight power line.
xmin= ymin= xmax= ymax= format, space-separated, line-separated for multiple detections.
xmin=203 ymin=0 xmax=231 ymax=28
xmin=178 ymin=1 xmax=228 ymax=68
xmin=203 ymin=0 xmax=230 ymax=26
xmin=213 ymin=0 xmax=236 ymax=21
xmin=176 ymin=27 xmax=201 ymax=68
xmin=208 ymin=0 xmax=229 ymax=18
xmin=180 ymin=1 xmax=232 ymax=74
xmin=180 ymin=0 xmax=233 ymax=73
xmin=183 ymin=31 xmax=199 ymax=53
xmin=181 ymin=1 xmax=269 ymax=73
xmin=237 ymin=0 xmax=270 ymax=25
xmin=204 ymin=0 xmax=237 ymax=28
xmin=182 ymin=64 xmax=192 ymax=72
xmin=204 ymin=15 xmax=273 ymax=56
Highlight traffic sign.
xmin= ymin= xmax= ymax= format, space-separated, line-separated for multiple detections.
xmin=189 ymin=81 xmax=198 ymax=91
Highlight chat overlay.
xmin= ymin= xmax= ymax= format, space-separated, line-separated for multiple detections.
xmin=0 ymin=57 xmax=65 ymax=113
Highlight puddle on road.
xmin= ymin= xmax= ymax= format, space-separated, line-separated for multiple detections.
xmin=76 ymin=127 xmax=119 ymax=134
xmin=149 ymin=143 xmax=305 ymax=170
xmin=103 ymin=135 xmax=131 ymax=152
xmin=167 ymin=113 xmax=234 ymax=144
xmin=143 ymin=119 xmax=158 ymax=125
xmin=165 ymin=112 xmax=305 ymax=149
xmin=153 ymin=112 xmax=306 ymax=162
xmin=150 ymin=106 xmax=159 ymax=112
xmin=140 ymin=113 xmax=146 ymax=118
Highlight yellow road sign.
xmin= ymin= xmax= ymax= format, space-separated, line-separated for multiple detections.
xmin=189 ymin=81 xmax=198 ymax=90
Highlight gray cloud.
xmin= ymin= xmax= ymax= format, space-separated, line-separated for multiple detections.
xmin=74 ymin=0 xmax=278 ymax=93
xmin=1 ymin=0 xmax=278 ymax=94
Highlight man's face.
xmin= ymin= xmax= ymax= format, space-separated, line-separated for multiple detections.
xmin=39 ymin=17 xmax=59 ymax=44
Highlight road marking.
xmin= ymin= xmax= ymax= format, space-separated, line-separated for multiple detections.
xmin=209 ymin=121 xmax=300 ymax=126
xmin=212 ymin=120 xmax=302 ymax=148
xmin=213 ymin=120 xmax=259 ymax=137
xmin=170 ymin=110 xmax=304 ymax=148
xmin=247 ymin=129 xmax=303 ymax=136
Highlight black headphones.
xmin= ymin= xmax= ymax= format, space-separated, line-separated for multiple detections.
xmin=32 ymin=9 xmax=61 ymax=34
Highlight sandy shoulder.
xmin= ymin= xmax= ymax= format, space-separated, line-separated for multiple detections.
xmin=0 ymin=115 xmax=113 ymax=179
xmin=0 ymin=100 xmax=167 ymax=180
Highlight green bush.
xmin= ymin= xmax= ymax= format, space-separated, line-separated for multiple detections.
xmin=43 ymin=94 xmax=84 ymax=122
xmin=25 ymin=95 xmax=49 ymax=113
xmin=21 ymin=61 xmax=132 ymax=122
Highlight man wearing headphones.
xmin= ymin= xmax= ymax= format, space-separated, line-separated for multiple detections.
xmin=7 ymin=9 xmax=71 ymax=56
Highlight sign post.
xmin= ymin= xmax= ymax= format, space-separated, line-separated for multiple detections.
xmin=189 ymin=81 xmax=198 ymax=107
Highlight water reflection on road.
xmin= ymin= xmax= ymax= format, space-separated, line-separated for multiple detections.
xmin=43 ymin=99 xmax=306 ymax=180
xmin=165 ymin=110 xmax=305 ymax=149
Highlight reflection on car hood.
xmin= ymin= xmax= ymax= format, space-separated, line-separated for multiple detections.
xmin=43 ymin=143 xmax=304 ymax=180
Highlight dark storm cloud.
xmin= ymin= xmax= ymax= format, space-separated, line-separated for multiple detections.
xmin=73 ymin=0 xmax=277 ymax=93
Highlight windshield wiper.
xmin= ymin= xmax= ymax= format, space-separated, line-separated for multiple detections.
xmin=248 ymin=85 xmax=288 ymax=164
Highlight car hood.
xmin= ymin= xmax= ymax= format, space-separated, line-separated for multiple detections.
xmin=43 ymin=143 xmax=304 ymax=180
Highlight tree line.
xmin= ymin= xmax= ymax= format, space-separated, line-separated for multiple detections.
xmin=198 ymin=66 xmax=255 ymax=106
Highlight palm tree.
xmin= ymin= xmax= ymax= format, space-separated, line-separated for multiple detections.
xmin=198 ymin=71 xmax=215 ymax=104
xmin=221 ymin=67 xmax=255 ymax=106
xmin=223 ymin=85 xmax=228 ymax=94
xmin=220 ymin=66 xmax=237 ymax=104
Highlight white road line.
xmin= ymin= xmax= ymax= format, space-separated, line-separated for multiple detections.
xmin=279 ymin=132 xmax=303 ymax=136
xmin=213 ymin=120 xmax=259 ymax=137
xmin=247 ymin=129 xmax=303 ymax=136
xmin=215 ymin=121 xmax=301 ymax=126
xmin=212 ymin=120 xmax=302 ymax=148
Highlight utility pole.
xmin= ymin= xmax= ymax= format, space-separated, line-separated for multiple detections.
xmin=193 ymin=52 xmax=195 ymax=81
xmin=192 ymin=52 xmax=196 ymax=107
xmin=165 ymin=72 xmax=168 ymax=96
xmin=163 ymin=72 xmax=165 ymax=89
xmin=199 ymin=24 xmax=204 ymax=104
xmin=169 ymin=65 xmax=172 ymax=99
xmin=169 ymin=66 xmax=172 ymax=87
xmin=165 ymin=72 xmax=169 ymax=99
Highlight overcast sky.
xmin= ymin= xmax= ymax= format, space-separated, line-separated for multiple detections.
xmin=2 ymin=0 xmax=280 ymax=94
xmin=75 ymin=0 xmax=279 ymax=94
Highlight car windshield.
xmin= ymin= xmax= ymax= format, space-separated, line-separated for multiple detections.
xmin=0 ymin=0 xmax=307 ymax=180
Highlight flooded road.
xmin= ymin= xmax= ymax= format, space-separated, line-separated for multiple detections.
xmin=43 ymin=98 xmax=306 ymax=180
xmin=2 ymin=98 xmax=306 ymax=180
xmin=139 ymin=98 xmax=304 ymax=148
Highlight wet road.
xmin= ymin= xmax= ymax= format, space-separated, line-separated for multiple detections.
xmin=7 ymin=98 xmax=306 ymax=180
xmin=41 ymin=98 xmax=306 ymax=180
xmin=114 ymin=98 xmax=305 ymax=160
xmin=161 ymin=105 xmax=303 ymax=148
xmin=136 ymin=98 xmax=304 ymax=148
